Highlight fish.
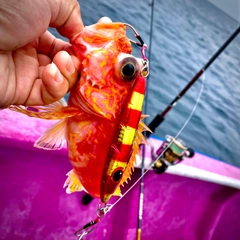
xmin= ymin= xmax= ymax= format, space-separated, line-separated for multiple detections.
xmin=10 ymin=22 xmax=149 ymax=203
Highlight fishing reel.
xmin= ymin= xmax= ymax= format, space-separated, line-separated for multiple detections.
xmin=152 ymin=135 xmax=194 ymax=174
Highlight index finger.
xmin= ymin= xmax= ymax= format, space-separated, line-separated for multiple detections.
xmin=49 ymin=0 xmax=84 ymax=39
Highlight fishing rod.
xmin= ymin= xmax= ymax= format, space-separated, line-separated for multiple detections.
xmin=135 ymin=23 xmax=240 ymax=240
xmin=146 ymin=25 xmax=240 ymax=138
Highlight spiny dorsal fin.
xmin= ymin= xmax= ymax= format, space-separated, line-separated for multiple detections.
xmin=120 ymin=114 xmax=150 ymax=186
xmin=139 ymin=117 xmax=152 ymax=134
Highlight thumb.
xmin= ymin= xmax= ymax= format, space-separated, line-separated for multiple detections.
xmin=49 ymin=0 xmax=84 ymax=39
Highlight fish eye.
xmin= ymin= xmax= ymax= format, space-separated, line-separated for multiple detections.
xmin=112 ymin=169 xmax=123 ymax=182
xmin=122 ymin=62 xmax=135 ymax=78
xmin=115 ymin=56 xmax=140 ymax=81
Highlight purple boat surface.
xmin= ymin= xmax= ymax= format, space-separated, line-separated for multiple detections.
xmin=1 ymin=108 xmax=240 ymax=240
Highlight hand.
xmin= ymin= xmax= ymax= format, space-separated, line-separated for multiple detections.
xmin=0 ymin=0 xmax=84 ymax=108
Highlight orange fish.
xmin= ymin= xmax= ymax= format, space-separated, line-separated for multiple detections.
xmin=10 ymin=22 xmax=149 ymax=203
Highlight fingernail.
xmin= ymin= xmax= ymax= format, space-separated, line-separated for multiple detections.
xmin=66 ymin=58 xmax=75 ymax=74
xmin=49 ymin=63 xmax=63 ymax=83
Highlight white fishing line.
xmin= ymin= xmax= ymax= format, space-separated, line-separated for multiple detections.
xmin=108 ymin=71 xmax=206 ymax=211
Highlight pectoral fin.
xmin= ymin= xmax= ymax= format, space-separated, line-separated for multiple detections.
xmin=34 ymin=119 xmax=67 ymax=150
xmin=10 ymin=102 xmax=84 ymax=150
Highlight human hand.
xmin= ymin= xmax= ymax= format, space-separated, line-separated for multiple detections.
xmin=0 ymin=0 xmax=84 ymax=108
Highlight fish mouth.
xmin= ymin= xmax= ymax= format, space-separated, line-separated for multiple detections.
xmin=76 ymin=90 xmax=112 ymax=120
xmin=102 ymin=193 xmax=112 ymax=203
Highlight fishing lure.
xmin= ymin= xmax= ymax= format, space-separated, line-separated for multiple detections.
xmin=10 ymin=21 xmax=149 ymax=204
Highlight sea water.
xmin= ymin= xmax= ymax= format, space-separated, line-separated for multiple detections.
xmin=50 ymin=0 xmax=240 ymax=167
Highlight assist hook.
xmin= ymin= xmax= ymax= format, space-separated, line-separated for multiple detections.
xmin=75 ymin=202 xmax=112 ymax=239
xmin=124 ymin=23 xmax=149 ymax=77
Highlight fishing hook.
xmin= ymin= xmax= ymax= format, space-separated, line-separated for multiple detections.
xmin=123 ymin=23 xmax=149 ymax=77
xmin=75 ymin=202 xmax=112 ymax=239
xmin=123 ymin=23 xmax=145 ymax=47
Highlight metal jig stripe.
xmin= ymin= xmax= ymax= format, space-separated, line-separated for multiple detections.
xmin=118 ymin=126 xmax=136 ymax=145
xmin=128 ymin=92 xmax=144 ymax=112
xmin=106 ymin=159 xmax=128 ymax=176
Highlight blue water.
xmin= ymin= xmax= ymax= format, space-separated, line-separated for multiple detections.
xmin=50 ymin=0 xmax=240 ymax=167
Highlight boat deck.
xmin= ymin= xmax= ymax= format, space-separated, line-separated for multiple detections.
xmin=1 ymin=109 xmax=240 ymax=240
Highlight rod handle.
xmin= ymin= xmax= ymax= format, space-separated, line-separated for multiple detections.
xmin=137 ymin=229 xmax=141 ymax=240
xmin=146 ymin=114 xmax=164 ymax=137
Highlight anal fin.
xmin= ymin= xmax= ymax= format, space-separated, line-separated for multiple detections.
xmin=63 ymin=169 xmax=83 ymax=194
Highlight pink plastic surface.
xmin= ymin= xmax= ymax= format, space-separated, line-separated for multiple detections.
xmin=1 ymin=109 xmax=240 ymax=240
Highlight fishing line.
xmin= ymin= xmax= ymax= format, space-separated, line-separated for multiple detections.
xmin=137 ymin=0 xmax=155 ymax=239
xmin=107 ymin=72 xmax=206 ymax=212
xmin=76 ymin=11 xmax=240 ymax=240
xmin=153 ymin=73 xmax=205 ymax=162
xmin=102 ymin=23 xmax=240 ymax=237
